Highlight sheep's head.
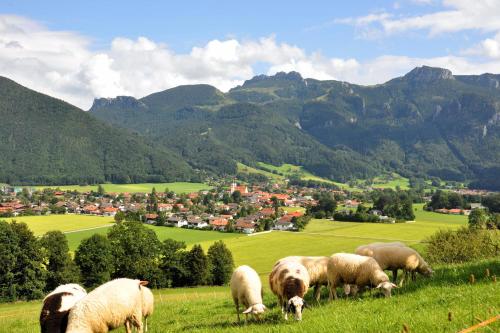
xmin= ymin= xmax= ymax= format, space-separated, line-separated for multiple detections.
xmin=376 ymin=282 xmax=397 ymax=297
xmin=419 ymin=266 xmax=433 ymax=277
xmin=242 ymin=303 xmax=266 ymax=320
xmin=286 ymin=296 xmax=306 ymax=321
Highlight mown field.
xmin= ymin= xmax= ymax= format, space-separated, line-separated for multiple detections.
xmin=29 ymin=182 xmax=212 ymax=193
xmin=2 ymin=205 xmax=492 ymax=332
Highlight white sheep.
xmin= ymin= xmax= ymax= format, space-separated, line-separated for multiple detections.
xmin=66 ymin=278 xmax=151 ymax=333
xmin=355 ymin=241 xmax=407 ymax=257
xmin=269 ymin=261 xmax=310 ymax=320
xmin=274 ymin=256 xmax=329 ymax=301
xmin=327 ymin=253 xmax=397 ymax=300
xmin=230 ymin=265 xmax=266 ymax=322
xmin=40 ymin=284 xmax=87 ymax=333
xmin=365 ymin=246 xmax=433 ymax=285
xmin=125 ymin=284 xmax=154 ymax=332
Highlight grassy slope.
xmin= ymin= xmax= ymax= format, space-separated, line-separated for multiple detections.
xmin=1 ymin=260 xmax=498 ymax=333
xmin=7 ymin=214 xmax=113 ymax=235
xmin=29 ymin=182 xmax=212 ymax=193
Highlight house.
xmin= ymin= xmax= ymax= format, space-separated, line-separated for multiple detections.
xmin=470 ymin=203 xmax=484 ymax=210
xmin=230 ymin=183 xmax=248 ymax=194
xmin=448 ymin=208 xmax=462 ymax=215
xmin=82 ymin=205 xmax=100 ymax=215
xmin=260 ymin=207 xmax=275 ymax=217
xmin=167 ymin=215 xmax=187 ymax=228
xmin=235 ymin=218 xmax=256 ymax=233
xmin=209 ymin=217 xmax=229 ymax=231
xmin=158 ymin=203 xmax=173 ymax=212
xmin=274 ymin=215 xmax=295 ymax=231
xmin=187 ymin=216 xmax=208 ymax=229
xmin=102 ymin=206 xmax=119 ymax=217
xmin=345 ymin=200 xmax=360 ymax=208
xmin=145 ymin=213 xmax=158 ymax=224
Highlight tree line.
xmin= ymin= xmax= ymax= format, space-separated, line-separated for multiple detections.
xmin=0 ymin=220 xmax=234 ymax=303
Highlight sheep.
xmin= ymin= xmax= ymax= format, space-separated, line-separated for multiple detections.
xmin=40 ymin=284 xmax=87 ymax=333
xmin=269 ymin=261 xmax=310 ymax=320
xmin=327 ymin=253 xmax=397 ymax=300
xmin=66 ymin=278 xmax=150 ymax=333
xmin=355 ymin=242 xmax=407 ymax=257
xmin=365 ymin=246 xmax=433 ymax=285
xmin=125 ymin=284 xmax=154 ymax=332
xmin=274 ymin=256 xmax=329 ymax=301
xmin=230 ymin=265 xmax=266 ymax=322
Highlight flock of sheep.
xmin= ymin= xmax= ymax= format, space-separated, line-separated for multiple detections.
xmin=231 ymin=241 xmax=433 ymax=322
xmin=39 ymin=241 xmax=432 ymax=332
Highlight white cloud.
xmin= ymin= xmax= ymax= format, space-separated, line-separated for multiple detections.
xmin=1 ymin=14 xmax=500 ymax=110
xmin=336 ymin=0 xmax=500 ymax=36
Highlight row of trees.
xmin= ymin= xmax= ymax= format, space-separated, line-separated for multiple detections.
xmin=0 ymin=220 xmax=234 ymax=302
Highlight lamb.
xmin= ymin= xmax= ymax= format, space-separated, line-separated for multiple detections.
xmin=230 ymin=265 xmax=266 ymax=322
xmin=364 ymin=246 xmax=433 ymax=285
xmin=327 ymin=253 xmax=397 ymax=300
xmin=269 ymin=261 xmax=310 ymax=320
xmin=40 ymin=284 xmax=87 ymax=333
xmin=274 ymin=256 xmax=329 ymax=301
xmin=66 ymin=278 xmax=151 ymax=333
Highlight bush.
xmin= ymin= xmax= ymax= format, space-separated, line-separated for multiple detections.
xmin=425 ymin=227 xmax=499 ymax=264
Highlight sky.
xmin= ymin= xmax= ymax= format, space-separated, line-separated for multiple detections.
xmin=1 ymin=0 xmax=500 ymax=109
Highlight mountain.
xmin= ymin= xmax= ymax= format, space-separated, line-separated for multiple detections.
xmin=90 ymin=66 xmax=500 ymax=190
xmin=0 ymin=76 xmax=195 ymax=185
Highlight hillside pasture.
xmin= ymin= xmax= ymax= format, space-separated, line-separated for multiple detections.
xmin=0 ymin=260 xmax=498 ymax=333
xmin=29 ymin=182 xmax=212 ymax=194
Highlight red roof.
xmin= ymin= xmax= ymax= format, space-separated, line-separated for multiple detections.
xmin=145 ymin=213 xmax=158 ymax=219
xmin=210 ymin=218 xmax=228 ymax=227
xmin=288 ymin=211 xmax=304 ymax=217
xmin=102 ymin=207 xmax=118 ymax=213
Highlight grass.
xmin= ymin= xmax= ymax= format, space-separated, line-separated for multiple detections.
xmin=1 ymin=260 xmax=498 ymax=333
xmin=7 ymin=214 xmax=113 ymax=236
xmin=28 ymin=182 xmax=212 ymax=194
xmin=236 ymin=163 xmax=285 ymax=182
xmin=1 ymin=205 xmax=487 ymax=332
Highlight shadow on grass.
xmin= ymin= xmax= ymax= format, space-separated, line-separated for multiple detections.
xmin=179 ymin=311 xmax=286 ymax=331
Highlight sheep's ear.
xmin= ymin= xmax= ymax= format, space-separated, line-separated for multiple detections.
xmin=242 ymin=307 xmax=253 ymax=314
xmin=390 ymin=283 xmax=398 ymax=288
xmin=262 ymin=304 xmax=267 ymax=309
xmin=139 ymin=281 xmax=149 ymax=286
xmin=376 ymin=283 xmax=383 ymax=289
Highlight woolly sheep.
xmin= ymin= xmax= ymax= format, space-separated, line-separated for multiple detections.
xmin=274 ymin=256 xmax=329 ymax=301
xmin=269 ymin=261 xmax=310 ymax=320
xmin=66 ymin=278 xmax=150 ymax=333
xmin=230 ymin=265 xmax=266 ymax=322
xmin=355 ymin=242 xmax=407 ymax=257
xmin=40 ymin=284 xmax=87 ymax=333
xmin=125 ymin=284 xmax=154 ymax=332
xmin=327 ymin=253 xmax=397 ymax=300
xmin=365 ymin=246 xmax=433 ymax=285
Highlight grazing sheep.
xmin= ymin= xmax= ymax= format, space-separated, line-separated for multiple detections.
xmin=269 ymin=261 xmax=310 ymax=320
xmin=355 ymin=242 xmax=407 ymax=257
xmin=66 ymin=278 xmax=150 ymax=333
xmin=327 ymin=253 xmax=397 ymax=300
xmin=40 ymin=284 xmax=87 ymax=333
xmin=230 ymin=265 xmax=266 ymax=322
xmin=274 ymin=256 xmax=329 ymax=301
xmin=366 ymin=246 xmax=433 ymax=285
xmin=125 ymin=284 xmax=154 ymax=332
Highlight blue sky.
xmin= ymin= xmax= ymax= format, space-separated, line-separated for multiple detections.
xmin=1 ymin=1 xmax=499 ymax=108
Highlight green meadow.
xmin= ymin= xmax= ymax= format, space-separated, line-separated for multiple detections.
xmin=29 ymin=182 xmax=212 ymax=194
xmin=3 ymin=205 xmax=495 ymax=333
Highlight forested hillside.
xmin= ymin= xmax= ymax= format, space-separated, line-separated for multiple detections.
xmin=0 ymin=77 xmax=194 ymax=185
xmin=91 ymin=66 xmax=500 ymax=189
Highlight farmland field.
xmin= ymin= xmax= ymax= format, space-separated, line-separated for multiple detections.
xmin=1 ymin=205 xmax=497 ymax=333
xmin=28 ymin=182 xmax=212 ymax=194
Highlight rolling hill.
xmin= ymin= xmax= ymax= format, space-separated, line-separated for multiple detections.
xmin=0 ymin=76 xmax=195 ymax=185
xmin=90 ymin=66 xmax=500 ymax=189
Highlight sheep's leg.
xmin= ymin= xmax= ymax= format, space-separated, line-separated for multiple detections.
xmin=235 ymin=298 xmax=240 ymax=322
xmin=132 ymin=311 xmax=144 ymax=333
xmin=124 ymin=319 xmax=132 ymax=333
xmin=314 ymin=284 xmax=321 ymax=302
xmin=392 ymin=269 xmax=398 ymax=284
xmin=399 ymin=271 xmax=406 ymax=287
xmin=411 ymin=271 xmax=417 ymax=281
xmin=144 ymin=317 xmax=148 ymax=332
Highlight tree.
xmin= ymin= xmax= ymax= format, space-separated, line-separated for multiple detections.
xmin=9 ymin=222 xmax=45 ymax=300
xmin=160 ymin=239 xmax=188 ymax=288
xmin=468 ymin=208 xmax=489 ymax=229
xmin=114 ymin=210 xmax=125 ymax=223
xmin=39 ymin=231 xmax=80 ymax=291
xmin=482 ymin=193 xmax=500 ymax=213
xmin=231 ymin=190 xmax=242 ymax=204
xmin=74 ymin=234 xmax=114 ymax=288
xmin=207 ymin=241 xmax=234 ymax=286
xmin=107 ymin=222 xmax=162 ymax=286
xmin=309 ymin=192 xmax=337 ymax=218
xmin=0 ymin=221 xmax=21 ymax=301
xmin=97 ymin=184 xmax=105 ymax=196
xmin=185 ymin=244 xmax=210 ymax=286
